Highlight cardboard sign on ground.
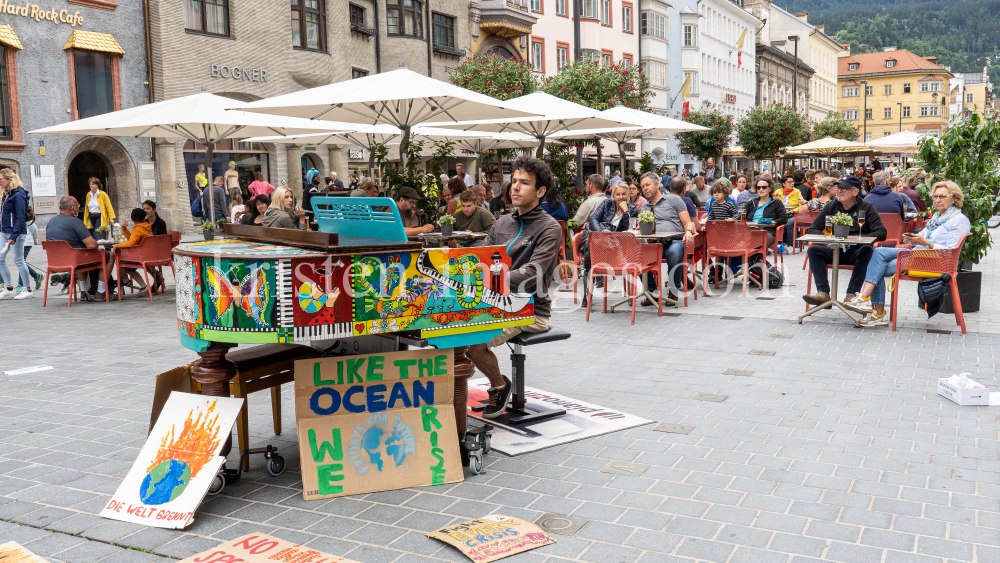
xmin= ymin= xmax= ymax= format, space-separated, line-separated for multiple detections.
xmin=427 ymin=515 xmax=556 ymax=562
xmin=294 ymin=349 xmax=462 ymax=501
xmin=102 ymin=392 xmax=243 ymax=529
xmin=148 ymin=364 xmax=193 ymax=434
xmin=0 ymin=541 xmax=49 ymax=562
xmin=176 ymin=534 xmax=361 ymax=563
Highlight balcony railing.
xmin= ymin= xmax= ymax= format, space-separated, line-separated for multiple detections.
xmin=350 ymin=21 xmax=376 ymax=37
xmin=434 ymin=43 xmax=465 ymax=57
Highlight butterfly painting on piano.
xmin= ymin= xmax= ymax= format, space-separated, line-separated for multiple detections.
xmin=204 ymin=263 xmax=273 ymax=328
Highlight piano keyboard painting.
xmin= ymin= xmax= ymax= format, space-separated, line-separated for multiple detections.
xmin=290 ymin=257 xmax=352 ymax=334
xmin=416 ymin=250 xmax=531 ymax=314
xmin=294 ymin=322 xmax=353 ymax=342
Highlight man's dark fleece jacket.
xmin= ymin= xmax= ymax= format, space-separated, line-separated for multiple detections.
xmin=484 ymin=205 xmax=562 ymax=318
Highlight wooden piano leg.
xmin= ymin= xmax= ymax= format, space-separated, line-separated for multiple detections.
xmin=191 ymin=345 xmax=238 ymax=458
xmin=453 ymin=346 xmax=475 ymax=440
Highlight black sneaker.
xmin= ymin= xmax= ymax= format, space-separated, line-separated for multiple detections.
xmin=482 ymin=377 xmax=512 ymax=419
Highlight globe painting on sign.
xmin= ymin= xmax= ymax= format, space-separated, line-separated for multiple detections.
xmin=101 ymin=392 xmax=244 ymax=529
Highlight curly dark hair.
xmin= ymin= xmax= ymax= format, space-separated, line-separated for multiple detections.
xmin=511 ymin=156 xmax=556 ymax=204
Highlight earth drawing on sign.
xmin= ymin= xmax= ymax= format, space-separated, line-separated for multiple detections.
xmin=140 ymin=459 xmax=191 ymax=504
xmin=349 ymin=414 xmax=416 ymax=476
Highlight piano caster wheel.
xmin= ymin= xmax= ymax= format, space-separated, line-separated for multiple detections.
xmin=469 ymin=451 xmax=484 ymax=475
xmin=267 ymin=453 xmax=286 ymax=477
xmin=208 ymin=471 xmax=225 ymax=495
xmin=483 ymin=434 xmax=491 ymax=455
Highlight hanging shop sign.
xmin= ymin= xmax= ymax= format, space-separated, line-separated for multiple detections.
xmin=723 ymin=93 xmax=737 ymax=104
xmin=0 ymin=0 xmax=83 ymax=26
xmin=211 ymin=64 xmax=268 ymax=83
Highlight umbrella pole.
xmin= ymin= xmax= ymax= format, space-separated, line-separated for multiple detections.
xmin=595 ymin=138 xmax=603 ymax=179
xmin=535 ymin=134 xmax=546 ymax=159
xmin=617 ymin=140 xmax=627 ymax=179
xmin=205 ymin=142 xmax=215 ymax=224
xmin=399 ymin=125 xmax=412 ymax=171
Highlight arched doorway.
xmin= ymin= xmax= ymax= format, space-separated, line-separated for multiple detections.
xmin=478 ymin=36 xmax=523 ymax=61
xmin=301 ymin=153 xmax=320 ymax=188
xmin=487 ymin=46 xmax=516 ymax=59
xmin=67 ymin=152 xmax=110 ymax=218
xmin=64 ymin=136 xmax=138 ymax=219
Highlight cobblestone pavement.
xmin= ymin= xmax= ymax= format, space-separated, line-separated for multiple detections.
xmin=1 ymin=246 xmax=998 ymax=563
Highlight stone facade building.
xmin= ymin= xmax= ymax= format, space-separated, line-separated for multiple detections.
xmin=147 ymin=0 xmax=471 ymax=231
xmin=0 ymin=0 xmax=150 ymax=227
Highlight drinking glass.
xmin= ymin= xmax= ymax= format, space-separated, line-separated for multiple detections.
xmin=629 ymin=217 xmax=638 ymax=230
xmin=824 ymin=216 xmax=833 ymax=237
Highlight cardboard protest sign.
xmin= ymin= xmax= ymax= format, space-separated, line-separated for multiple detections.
xmin=102 ymin=392 xmax=243 ymax=528
xmin=0 ymin=541 xmax=49 ymax=562
xmin=294 ymin=349 xmax=462 ymax=501
xmin=176 ymin=534 xmax=361 ymax=563
xmin=427 ymin=515 xmax=556 ymax=562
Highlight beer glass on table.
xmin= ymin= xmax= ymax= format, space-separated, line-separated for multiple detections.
xmin=824 ymin=216 xmax=833 ymax=237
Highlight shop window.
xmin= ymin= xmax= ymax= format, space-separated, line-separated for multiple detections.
xmin=292 ymin=0 xmax=326 ymax=51
xmin=72 ymin=50 xmax=119 ymax=120
xmin=0 ymin=46 xmax=12 ymax=142
xmin=185 ymin=0 xmax=229 ymax=36
xmin=387 ymin=0 xmax=423 ymax=38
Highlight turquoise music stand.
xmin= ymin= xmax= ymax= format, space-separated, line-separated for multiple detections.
xmin=310 ymin=197 xmax=409 ymax=245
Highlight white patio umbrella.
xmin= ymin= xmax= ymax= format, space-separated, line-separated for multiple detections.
xmin=423 ymin=90 xmax=630 ymax=158
xmin=245 ymin=123 xmax=403 ymax=178
xmin=866 ymin=130 xmax=928 ymax=153
xmin=238 ymin=64 xmax=540 ymax=168
xmin=31 ymin=89 xmax=346 ymax=221
xmin=550 ymin=104 xmax=709 ymax=175
xmin=784 ymin=137 xmax=878 ymax=170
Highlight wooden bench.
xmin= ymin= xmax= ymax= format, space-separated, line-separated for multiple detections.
xmin=191 ymin=343 xmax=321 ymax=470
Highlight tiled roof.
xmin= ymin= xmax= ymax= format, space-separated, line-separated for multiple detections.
xmin=62 ymin=30 xmax=124 ymax=55
xmin=839 ymin=49 xmax=948 ymax=77
xmin=0 ymin=25 xmax=23 ymax=51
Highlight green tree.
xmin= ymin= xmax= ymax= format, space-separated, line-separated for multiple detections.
xmin=675 ymin=102 xmax=735 ymax=167
xmin=543 ymin=59 xmax=653 ymax=170
xmin=811 ymin=111 xmax=860 ymax=141
xmin=545 ymin=144 xmax=583 ymax=219
xmin=737 ymin=104 xmax=807 ymax=164
xmin=446 ymin=53 xmax=536 ymax=100
xmin=915 ymin=111 xmax=1000 ymax=265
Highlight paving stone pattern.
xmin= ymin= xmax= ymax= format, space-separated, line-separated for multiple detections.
xmin=0 ymin=243 xmax=998 ymax=562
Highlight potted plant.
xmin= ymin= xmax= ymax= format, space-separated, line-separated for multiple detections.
xmin=202 ymin=221 xmax=216 ymax=241
xmin=215 ymin=217 xmax=229 ymax=234
xmin=437 ymin=214 xmax=456 ymax=236
xmin=637 ymin=211 xmax=656 ymax=235
xmin=915 ymin=111 xmax=1000 ymax=314
xmin=94 ymin=225 xmax=110 ymax=241
xmin=830 ymin=212 xmax=853 ymax=238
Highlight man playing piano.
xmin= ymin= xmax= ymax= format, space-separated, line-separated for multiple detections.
xmin=466 ymin=156 xmax=563 ymax=419
xmin=397 ymin=186 xmax=434 ymax=236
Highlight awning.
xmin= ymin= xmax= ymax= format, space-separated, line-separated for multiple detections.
xmin=0 ymin=25 xmax=23 ymax=51
xmin=62 ymin=30 xmax=124 ymax=56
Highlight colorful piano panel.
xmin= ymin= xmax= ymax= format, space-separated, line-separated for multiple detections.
xmin=173 ymin=242 xmax=534 ymax=351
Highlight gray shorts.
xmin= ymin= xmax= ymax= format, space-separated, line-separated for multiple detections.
xmin=488 ymin=316 xmax=550 ymax=349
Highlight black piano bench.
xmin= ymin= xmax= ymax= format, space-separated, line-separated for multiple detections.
xmin=505 ymin=327 xmax=572 ymax=424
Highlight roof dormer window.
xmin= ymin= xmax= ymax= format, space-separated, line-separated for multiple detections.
xmin=886 ymin=60 xmax=896 ymax=68
xmin=848 ymin=63 xmax=858 ymax=71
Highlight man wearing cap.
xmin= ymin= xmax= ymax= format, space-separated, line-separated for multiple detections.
xmin=802 ymin=175 xmax=886 ymax=306
xmin=397 ymin=187 xmax=434 ymax=236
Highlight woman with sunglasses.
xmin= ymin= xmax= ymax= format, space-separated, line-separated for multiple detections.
xmin=844 ymin=181 xmax=970 ymax=327
xmin=742 ymin=177 xmax=787 ymax=247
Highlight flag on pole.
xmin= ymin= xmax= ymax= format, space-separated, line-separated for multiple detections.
xmin=736 ymin=28 xmax=748 ymax=68
xmin=679 ymin=72 xmax=693 ymax=118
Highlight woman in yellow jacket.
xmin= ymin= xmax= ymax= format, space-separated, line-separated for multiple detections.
xmin=82 ymin=177 xmax=116 ymax=235
xmin=114 ymin=208 xmax=153 ymax=298
xmin=778 ymin=174 xmax=807 ymax=247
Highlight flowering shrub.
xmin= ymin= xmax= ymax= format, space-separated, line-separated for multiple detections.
xmin=737 ymin=104 xmax=807 ymax=162
xmin=447 ymin=53 xmax=537 ymax=100
xmin=541 ymin=59 xmax=652 ymax=110
xmin=675 ymin=102 xmax=735 ymax=166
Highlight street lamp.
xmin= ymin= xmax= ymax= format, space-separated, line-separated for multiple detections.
xmin=788 ymin=36 xmax=800 ymax=113
xmin=860 ymin=80 xmax=868 ymax=142
xmin=897 ymin=102 xmax=903 ymax=133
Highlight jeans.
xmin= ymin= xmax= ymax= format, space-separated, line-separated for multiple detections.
xmin=783 ymin=216 xmax=796 ymax=245
xmin=865 ymin=247 xmax=905 ymax=305
xmin=0 ymin=234 xmax=30 ymax=290
xmin=18 ymin=246 xmax=40 ymax=287
xmin=807 ymin=244 xmax=873 ymax=296
xmin=647 ymin=240 xmax=686 ymax=292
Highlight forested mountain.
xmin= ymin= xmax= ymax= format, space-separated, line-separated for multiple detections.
xmin=784 ymin=0 xmax=1000 ymax=76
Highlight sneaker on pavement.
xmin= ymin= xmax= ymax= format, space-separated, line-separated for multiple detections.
xmin=860 ymin=312 xmax=888 ymax=327
xmin=482 ymin=377 xmax=512 ymax=419
xmin=13 ymin=290 xmax=33 ymax=300
xmin=34 ymin=274 xmax=43 ymax=290
xmin=802 ymin=291 xmax=831 ymax=306
xmin=843 ymin=294 xmax=873 ymax=313
xmin=0 ymin=288 xmax=15 ymax=300
xmin=135 ymin=288 xmax=149 ymax=299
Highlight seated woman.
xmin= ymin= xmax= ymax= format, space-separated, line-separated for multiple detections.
xmin=807 ymin=177 xmax=837 ymax=210
xmin=240 ymin=194 xmax=271 ymax=225
xmin=743 ymin=177 xmax=787 ymax=247
xmin=115 ymin=208 xmax=155 ymax=298
xmin=582 ymin=182 xmax=638 ymax=299
xmin=628 ymin=181 xmax=647 ymax=209
xmin=262 ymin=187 xmax=305 ymax=229
xmin=844 ymin=181 xmax=970 ymax=327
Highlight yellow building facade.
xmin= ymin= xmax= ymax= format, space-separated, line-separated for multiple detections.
xmin=838 ymin=49 xmax=953 ymax=140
